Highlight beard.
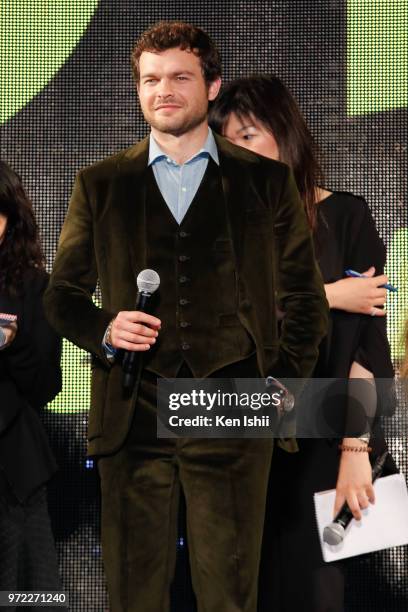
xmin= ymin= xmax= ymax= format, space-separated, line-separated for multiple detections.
xmin=143 ymin=103 xmax=208 ymax=137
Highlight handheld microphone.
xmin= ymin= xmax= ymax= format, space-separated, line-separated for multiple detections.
xmin=122 ymin=269 xmax=160 ymax=392
xmin=323 ymin=450 xmax=388 ymax=545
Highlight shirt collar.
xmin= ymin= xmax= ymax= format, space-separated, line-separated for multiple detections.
xmin=148 ymin=128 xmax=219 ymax=166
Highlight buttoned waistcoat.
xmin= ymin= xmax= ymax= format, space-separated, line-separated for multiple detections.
xmin=142 ymin=157 xmax=254 ymax=379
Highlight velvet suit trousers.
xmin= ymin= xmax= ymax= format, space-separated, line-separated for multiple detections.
xmin=98 ymin=358 xmax=273 ymax=612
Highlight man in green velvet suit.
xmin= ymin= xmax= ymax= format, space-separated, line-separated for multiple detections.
xmin=44 ymin=21 xmax=328 ymax=612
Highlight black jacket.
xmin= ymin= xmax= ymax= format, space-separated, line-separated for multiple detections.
xmin=0 ymin=269 xmax=62 ymax=501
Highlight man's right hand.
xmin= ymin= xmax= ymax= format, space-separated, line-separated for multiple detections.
xmin=110 ymin=311 xmax=161 ymax=351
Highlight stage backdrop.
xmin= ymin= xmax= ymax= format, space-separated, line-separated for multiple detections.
xmin=1 ymin=1 xmax=407 ymax=610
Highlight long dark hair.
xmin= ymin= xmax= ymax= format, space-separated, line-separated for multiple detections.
xmin=209 ymin=74 xmax=323 ymax=231
xmin=0 ymin=160 xmax=45 ymax=295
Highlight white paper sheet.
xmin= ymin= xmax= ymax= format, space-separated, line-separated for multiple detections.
xmin=314 ymin=473 xmax=408 ymax=562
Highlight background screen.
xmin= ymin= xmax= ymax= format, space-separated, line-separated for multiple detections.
xmin=1 ymin=1 xmax=407 ymax=610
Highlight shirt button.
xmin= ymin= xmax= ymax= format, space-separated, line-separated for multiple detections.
xmin=180 ymin=321 xmax=190 ymax=328
xmin=179 ymin=298 xmax=190 ymax=306
xmin=181 ymin=187 xmax=187 ymax=192
xmin=179 ymin=231 xmax=189 ymax=238
xmin=181 ymin=342 xmax=190 ymax=351
xmin=179 ymin=275 xmax=189 ymax=284
xmin=179 ymin=255 xmax=190 ymax=262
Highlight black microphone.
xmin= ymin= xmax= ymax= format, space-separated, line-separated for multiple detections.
xmin=323 ymin=450 xmax=388 ymax=545
xmin=122 ymin=269 xmax=160 ymax=392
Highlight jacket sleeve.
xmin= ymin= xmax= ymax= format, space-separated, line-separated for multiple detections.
xmin=272 ymin=167 xmax=329 ymax=379
xmin=43 ymin=171 xmax=114 ymax=366
xmin=348 ymin=199 xmax=395 ymax=416
xmin=5 ymin=274 xmax=62 ymax=410
xmin=350 ymin=199 xmax=393 ymax=377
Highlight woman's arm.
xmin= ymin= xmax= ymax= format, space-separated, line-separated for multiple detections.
xmin=325 ymin=197 xmax=389 ymax=316
xmin=323 ymin=198 xmax=393 ymax=517
xmin=334 ymin=361 xmax=376 ymax=520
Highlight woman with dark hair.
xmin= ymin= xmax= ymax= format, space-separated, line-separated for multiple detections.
xmin=209 ymin=76 xmax=397 ymax=611
xmin=0 ymin=160 xmax=62 ymax=597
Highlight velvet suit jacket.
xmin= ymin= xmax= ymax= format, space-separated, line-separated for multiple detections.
xmin=44 ymin=134 xmax=329 ymax=456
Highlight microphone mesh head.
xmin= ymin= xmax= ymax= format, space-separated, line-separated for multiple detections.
xmin=137 ymin=269 xmax=160 ymax=294
xmin=323 ymin=523 xmax=345 ymax=546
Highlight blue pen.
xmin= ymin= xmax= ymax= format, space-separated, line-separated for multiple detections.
xmin=345 ymin=269 xmax=398 ymax=292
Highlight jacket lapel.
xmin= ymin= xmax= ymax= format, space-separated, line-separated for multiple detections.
xmin=117 ymin=137 xmax=150 ymax=285
xmin=215 ymin=133 xmax=258 ymax=274
xmin=115 ymin=133 xmax=261 ymax=285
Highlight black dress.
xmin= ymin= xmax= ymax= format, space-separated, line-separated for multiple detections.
xmin=0 ymin=269 xmax=62 ymax=602
xmin=259 ymin=193 xmax=397 ymax=612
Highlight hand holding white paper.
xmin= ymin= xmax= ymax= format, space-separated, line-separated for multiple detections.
xmin=314 ymin=474 xmax=408 ymax=562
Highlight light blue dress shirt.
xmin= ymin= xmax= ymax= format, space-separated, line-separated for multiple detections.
xmin=148 ymin=128 xmax=219 ymax=224
xmin=103 ymin=128 xmax=219 ymax=356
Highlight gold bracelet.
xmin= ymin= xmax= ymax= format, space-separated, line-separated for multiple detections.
xmin=338 ymin=444 xmax=372 ymax=453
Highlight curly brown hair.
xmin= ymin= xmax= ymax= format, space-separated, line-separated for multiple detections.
xmin=0 ymin=160 xmax=45 ymax=295
xmin=131 ymin=21 xmax=222 ymax=85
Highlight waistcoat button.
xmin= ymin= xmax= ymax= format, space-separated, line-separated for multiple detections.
xmin=179 ymin=275 xmax=189 ymax=283
xmin=179 ymin=255 xmax=190 ymax=262
xmin=179 ymin=298 xmax=190 ymax=306
xmin=180 ymin=321 xmax=190 ymax=328
xmin=179 ymin=231 xmax=189 ymax=238
xmin=181 ymin=342 xmax=190 ymax=351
